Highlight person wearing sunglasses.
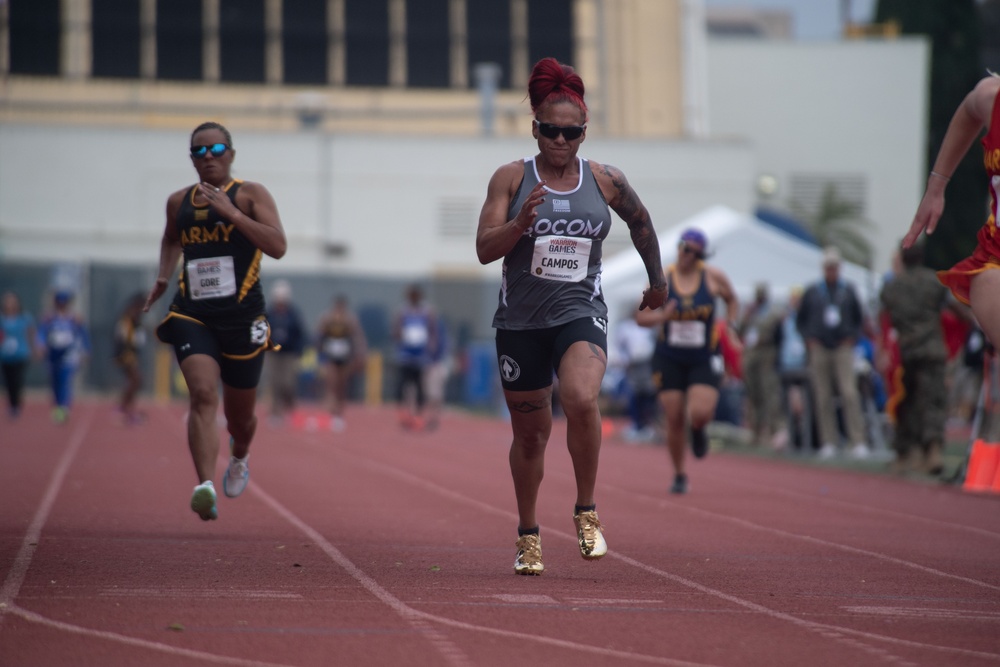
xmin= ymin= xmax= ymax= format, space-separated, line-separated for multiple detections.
xmin=636 ymin=228 xmax=740 ymax=495
xmin=476 ymin=57 xmax=668 ymax=575
xmin=144 ymin=121 xmax=287 ymax=521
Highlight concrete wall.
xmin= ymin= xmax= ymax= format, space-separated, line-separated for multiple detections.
xmin=0 ymin=124 xmax=756 ymax=277
xmin=706 ymin=37 xmax=930 ymax=272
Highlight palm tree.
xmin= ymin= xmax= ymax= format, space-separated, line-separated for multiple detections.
xmin=792 ymin=183 xmax=874 ymax=268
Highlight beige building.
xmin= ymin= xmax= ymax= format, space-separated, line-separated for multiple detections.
xmin=0 ymin=0 xmax=703 ymax=139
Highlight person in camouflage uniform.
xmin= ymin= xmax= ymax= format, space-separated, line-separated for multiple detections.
xmin=879 ymin=242 xmax=949 ymax=475
xmin=739 ymin=283 xmax=783 ymax=446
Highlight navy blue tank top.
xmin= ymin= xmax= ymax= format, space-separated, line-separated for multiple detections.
xmin=656 ymin=266 xmax=717 ymax=362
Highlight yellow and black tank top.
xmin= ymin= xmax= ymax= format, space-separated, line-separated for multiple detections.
xmin=170 ymin=180 xmax=264 ymax=319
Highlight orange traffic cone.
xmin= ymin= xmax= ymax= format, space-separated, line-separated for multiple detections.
xmin=963 ymin=440 xmax=1000 ymax=493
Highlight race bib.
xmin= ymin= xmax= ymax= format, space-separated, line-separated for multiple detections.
xmin=668 ymin=320 xmax=706 ymax=348
xmin=48 ymin=328 xmax=75 ymax=350
xmin=531 ymin=236 xmax=592 ymax=283
xmin=823 ymin=304 xmax=841 ymax=328
xmin=188 ymin=256 xmax=236 ymax=300
xmin=402 ymin=322 xmax=429 ymax=347
xmin=323 ymin=337 xmax=351 ymax=360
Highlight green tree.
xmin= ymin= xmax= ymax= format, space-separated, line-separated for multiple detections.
xmin=876 ymin=0 xmax=986 ymax=270
xmin=792 ymin=184 xmax=873 ymax=267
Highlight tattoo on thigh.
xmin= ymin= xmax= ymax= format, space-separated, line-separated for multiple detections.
xmin=508 ymin=397 xmax=550 ymax=413
xmin=588 ymin=342 xmax=607 ymax=366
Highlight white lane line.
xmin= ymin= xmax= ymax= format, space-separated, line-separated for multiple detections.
xmin=247 ymin=481 xmax=719 ymax=667
xmin=248 ymin=484 xmax=478 ymax=667
xmin=0 ymin=405 xmax=298 ymax=667
xmin=0 ymin=406 xmax=95 ymax=612
xmin=706 ymin=467 xmax=1000 ymax=540
xmin=600 ymin=478 xmax=1000 ymax=593
xmin=327 ymin=445 xmax=1000 ymax=664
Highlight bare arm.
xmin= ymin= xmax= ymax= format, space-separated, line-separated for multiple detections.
xmin=904 ymin=76 xmax=1000 ymax=247
xmin=708 ymin=266 xmax=741 ymax=332
xmin=199 ymin=180 xmax=287 ymax=259
xmin=591 ymin=161 xmax=667 ymax=310
xmin=476 ymin=162 xmax=544 ymax=265
xmin=144 ymin=192 xmax=184 ymax=312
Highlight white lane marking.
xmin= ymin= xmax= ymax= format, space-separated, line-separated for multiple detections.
xmin=98 ymin=588 xmax=302 ymax=600
xmin=248 ymin=484 xmax=478 ymax=667
xmin=0 ymin=407 xmax=95 ymax=612
xmin=248 ymin=482 xmax=718 ymax=667
xmin=0 ymin=405 xmax=297 ymax=667
xmin=706 ymin=467 xmax=1000 ymax=541
xmin=328 ymin=445 xmax=1000 ymax=664
xmin=601 ymin=478 xmax=1000 ymax=593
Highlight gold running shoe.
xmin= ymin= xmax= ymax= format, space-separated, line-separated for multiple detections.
xmin=513 ymin=534 xmax=544 ymax=575
xmin=573 ymin=510 xmax=607 ymax=560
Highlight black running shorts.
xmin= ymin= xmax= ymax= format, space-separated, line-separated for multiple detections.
xmin=156 ymin=312 xmax=270 ymax=389
xmin=495 ymin=316 xmax=608 ymax=392
xmin=652 ymin=352 xmax=723 ymax=393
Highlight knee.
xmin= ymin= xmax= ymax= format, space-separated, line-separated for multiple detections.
xmin=558 ymin=385 xmax=600 ymax=420
xmin=188 ymin=384 xmax=219 ymax=413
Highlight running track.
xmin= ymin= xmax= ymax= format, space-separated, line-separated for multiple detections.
xmin=1 ymin=399 xmax=999 ymax=667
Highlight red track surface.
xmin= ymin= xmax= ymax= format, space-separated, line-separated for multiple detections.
xmin=2 ymin=398 xmax=999 ymax=666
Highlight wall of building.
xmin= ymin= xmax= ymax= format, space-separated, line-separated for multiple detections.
xmin=0 ymin=123 xmax=756 ymax=278
xmin=706 ymin=37 xmax=930 ymax=272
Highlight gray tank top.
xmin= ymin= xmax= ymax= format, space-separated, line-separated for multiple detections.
xmin=492 ymin=156 xmax=611 ymax=330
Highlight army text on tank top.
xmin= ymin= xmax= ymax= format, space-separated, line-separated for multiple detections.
xmin=656 ymin=265 xmax=718 ymax=362
xmin=170 ymin=180 xmax=265 ymax=319
xmin=491 ymin=156 xmax=610 ymax=330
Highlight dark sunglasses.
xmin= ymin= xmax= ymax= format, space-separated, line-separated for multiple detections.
xmin=679 ymin=241 xmax=706 ymax=260
xmin=535 ymin=120 xmax=586 ymax=141
xmin=190 ymin=143 xmax=230 ymax=158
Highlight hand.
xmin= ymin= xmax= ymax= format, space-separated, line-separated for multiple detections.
xmin=514 ymin=181 xmax=546 ymax=232
xmin=198 ymin=182 xmax=238 ymax=219
xmin=638 ymin=284 xmax=669 ymax=311
xmin=902 ymin=188 xmax=945 ymax=248
xmin=143 ymin=278 xmax=168 ymax=312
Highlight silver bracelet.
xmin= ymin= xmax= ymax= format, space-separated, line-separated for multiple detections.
xmin=929 ymin=171 xmax=951 ymax=182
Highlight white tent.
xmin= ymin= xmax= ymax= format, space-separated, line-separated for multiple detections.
xmin=600 ymin=205 xmax=878 ymax=325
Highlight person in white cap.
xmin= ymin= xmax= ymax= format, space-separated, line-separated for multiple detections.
xmin=265 ymin=279 xmax=305 ymax=426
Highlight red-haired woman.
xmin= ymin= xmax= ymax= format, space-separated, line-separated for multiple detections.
xmin=477 ymin=57 xmax=669 ymax=575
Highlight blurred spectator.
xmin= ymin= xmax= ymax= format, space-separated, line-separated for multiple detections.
xmin=316 ymin=294 xmax=367 ymax=432
xmin=796 ymin=246 xmax=869 ymax=460
xmin=613 ymin=312 xmax=658 ymax=441
xmin=738 ymin=282 xmax=783 ymax=446
xmin=37 ymin=290 xmax=90 ymax=424
xmin=880 ymin=242 xmax=949 ymax=475
xmin=265 ymin=280 xmax=306 ymax=426
xmin=775 ymin=287 xmax=814 ymax=452
xmin=113 ymin=292 xmax=148 ymax=425
xmin=951 ymin=322 xmax=986 ymax=423
xmin=393 ymin=284 xmax=437 ymax=431
xmin=423 ymin=312 xmax=451 ymax=431
xmin=0 ymin=290 xmax=37 ymax=419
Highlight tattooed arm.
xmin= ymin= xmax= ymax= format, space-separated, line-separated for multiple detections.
xmin=592 ymin=161 xmax=667 ymax=311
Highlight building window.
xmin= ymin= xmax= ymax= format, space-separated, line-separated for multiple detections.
xmin=220 ymin=0 xmax=266 ymax=83
xmin=9 ymin=0 xmax=60 ymax=76
xmin=283 ymin=0 xmax=328 ymax=85
xmin=92 ymin=0 xmax=141 ymax=79
xmin=467 ymin=0 xmax=511 ymax=89
xmin=345 ymin=0 xmax=389 ymax=86
xmin=527 ymin=0 xmax=573 ymax=70
xmin=157 ymin=0 xmax=203 ymax=81
xmin=406 ymin=0 xmax=449 ymax=88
